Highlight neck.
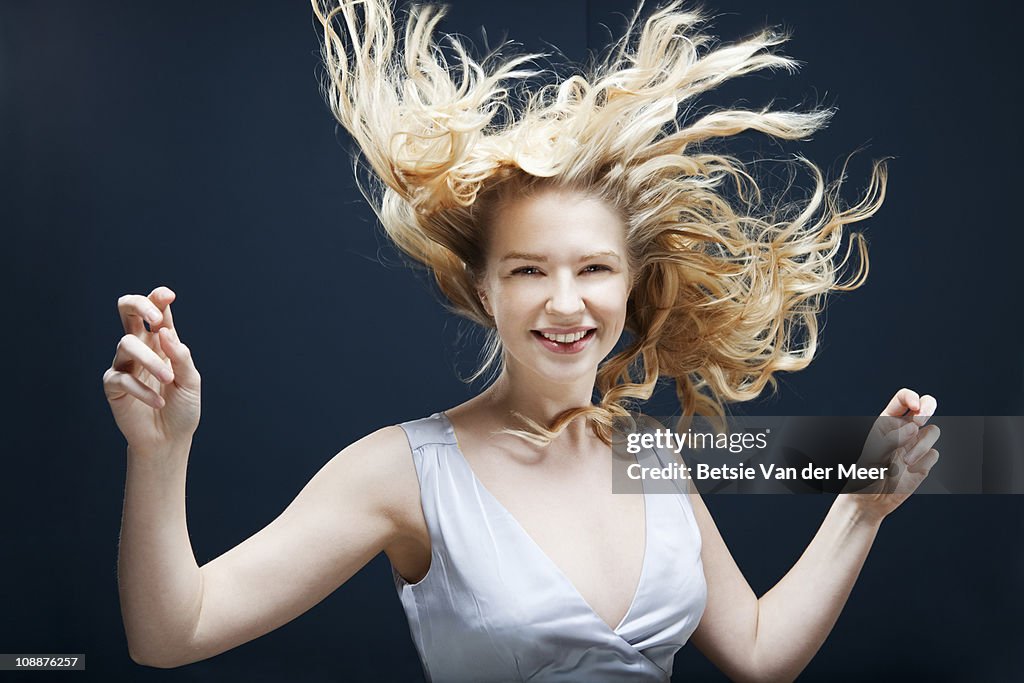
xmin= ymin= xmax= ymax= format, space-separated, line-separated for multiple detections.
xmin=479 ymin=359 xmax=597 ymax=444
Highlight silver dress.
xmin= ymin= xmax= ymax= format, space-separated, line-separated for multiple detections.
xmin=393 ymin=412 xmax=707 ymax=682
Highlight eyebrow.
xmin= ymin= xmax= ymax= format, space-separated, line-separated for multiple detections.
xmin=500 ymin=250 xmax=622 ymax=263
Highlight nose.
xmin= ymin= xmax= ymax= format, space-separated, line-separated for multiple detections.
xmin=545 ymin=273 xmax=585 ymax=317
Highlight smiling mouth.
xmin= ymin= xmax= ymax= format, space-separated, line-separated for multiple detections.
xmin=530 ymin=328 xmax=597 ymax=352
xmin=534 ymin=328 xmax=595 ymax=343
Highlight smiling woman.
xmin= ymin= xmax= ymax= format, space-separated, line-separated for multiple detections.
xmin=475 ymin=189 xmax=631 ymax=404
xmin=105 ymin=0 xmax=946 ymax=681
xmin=312 ymin=0 xmax=889 ymax=447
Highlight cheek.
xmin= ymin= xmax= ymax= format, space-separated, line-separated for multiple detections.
xmin=595 ymin=278 xmax=630 ymax=315
xmin=488 ymin=284 xmax=533 ymax=326
xmin=601 ymin=287 xmax=630 ymax=341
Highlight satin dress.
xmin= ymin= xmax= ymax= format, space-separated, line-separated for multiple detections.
xmin=392 ymin=412 xmax=707 ymax=682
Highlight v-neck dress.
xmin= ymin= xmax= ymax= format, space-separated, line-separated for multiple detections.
xmin=392 ymin=412 xmax=707 ymax=682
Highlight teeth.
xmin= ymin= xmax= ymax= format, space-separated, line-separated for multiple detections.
xmin=541 ymin=330 xmax=589 ymax=343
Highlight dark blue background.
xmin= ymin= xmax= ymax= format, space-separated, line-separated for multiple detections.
xmin=3 ymin=1 xmax=1022 ymax=681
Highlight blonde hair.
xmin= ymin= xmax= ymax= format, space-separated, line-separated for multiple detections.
xmin=312 ymin=0 xmax=887 ymax=445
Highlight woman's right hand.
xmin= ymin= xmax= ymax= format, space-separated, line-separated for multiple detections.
xmin=103 ymin=286 xmax=202 ymax=455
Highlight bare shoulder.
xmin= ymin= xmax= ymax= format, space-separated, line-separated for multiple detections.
xmin=176 ymin=423 xmax=423 ymax=666
xmin=340 ymin=423 xmax=430 ymax=583
xmin=327 ymin=423 xmax=420 ymax=528
xmin=337 ymin=424 xmax=413 ymax=475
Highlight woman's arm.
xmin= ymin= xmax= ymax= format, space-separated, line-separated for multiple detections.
xmin=690 ymin=491 xmax=881 ymax=683
xmin=109 ymin=287 xmax=423 ymax=668
xmin=118 ymin=425 xmax=417 ymax=668
xmin=118 ymin=439 xmax=202 ymax=666
xmin=689 ymin=389 xmax=940 ymax=683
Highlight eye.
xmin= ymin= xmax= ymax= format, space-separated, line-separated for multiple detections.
xmin=511 ymin=266 xmax=542 ymax=276
xmin=582 ymin=264 xmax=612 ymax=274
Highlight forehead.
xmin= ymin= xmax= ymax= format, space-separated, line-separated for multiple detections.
xmin=487 ymin=188 xmax=626 ymax=256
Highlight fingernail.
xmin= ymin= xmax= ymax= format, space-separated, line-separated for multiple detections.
xmin=147 ymin=310 xmax=160 ymax=323
xmin=159 ymin=367 xmax=173 ymax=382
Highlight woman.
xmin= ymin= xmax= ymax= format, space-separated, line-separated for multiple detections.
xmin=107 ymin=1 xmax=940 ymax=680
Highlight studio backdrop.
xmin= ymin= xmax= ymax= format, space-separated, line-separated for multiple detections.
xmin=2 ymin=1 xmax=1022 ymax=681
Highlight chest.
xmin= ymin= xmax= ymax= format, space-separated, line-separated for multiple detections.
xmin=461 ymin=442 xmax=648 ymax=632
xmin=391 ymin=414 xmax=709 ymax=681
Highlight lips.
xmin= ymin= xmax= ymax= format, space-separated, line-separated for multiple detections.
xmin=531 ymin=328 xmax=596 ymax=354
xmin=534 ymin=327 xmax=595 ymax=335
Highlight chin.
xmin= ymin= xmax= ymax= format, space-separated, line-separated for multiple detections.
xmin=504 ymin=330 xmax=616 ymax=386
xmin=537 ymin=367 xmax=598 ymax=387
xmin=532 ymin=353 xmax=604 ymax=385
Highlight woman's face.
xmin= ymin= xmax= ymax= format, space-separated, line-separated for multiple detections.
xmin=477 ymin=187 xmax=631 ymax=386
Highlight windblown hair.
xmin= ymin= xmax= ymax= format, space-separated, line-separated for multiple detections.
xmin=312 ymin=0 xmax=887 ymax=445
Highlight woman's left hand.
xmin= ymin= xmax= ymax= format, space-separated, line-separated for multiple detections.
xmin=842 ymin=388 xmax=940 ymax=523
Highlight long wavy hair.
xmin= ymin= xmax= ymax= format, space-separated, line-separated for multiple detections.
xmin=312 ymin=0 xmax=887 ymax=445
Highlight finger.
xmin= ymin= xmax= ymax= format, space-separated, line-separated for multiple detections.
xmin=861 ymin=416 xmax=913 ymax=471
xmin=159 ymin=327 xmax=200 ymax=390
xmin=103 ymin=368 xmax=166 ymax=409
xmin=147 ymin=286 xmax=176 ymax=333
xmin=877 ymin=414 xmax=911 ymax=440
xmin=150 ymin=302 xmax=176 ymax=361
xmin=152 ymin=324 xmax=165 ymax=360
xmin=912 ymin=395 xmax=938 ymax=426
xmin=881 ymin=418 xmax=918 ymax=453
xmin=907 ymin=449 xmax=939 ymax=475
xmin=881 ymin=457 xmax=904 ymax=493
xmin=113 ymin=334 xmax=174 ymax=383
xmin=881 ymin=388 xmax=921 ymax=417
xmin=118 ymin=294 xmax=163 ymax=336
xmin=161 ymin=301 xmax=176 ymax=332
xmin=902 ymin=425 xmax=941 ymax=465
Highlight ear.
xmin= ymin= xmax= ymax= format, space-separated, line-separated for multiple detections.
xmin=477 ymin=286 xmax=493 ymax=317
